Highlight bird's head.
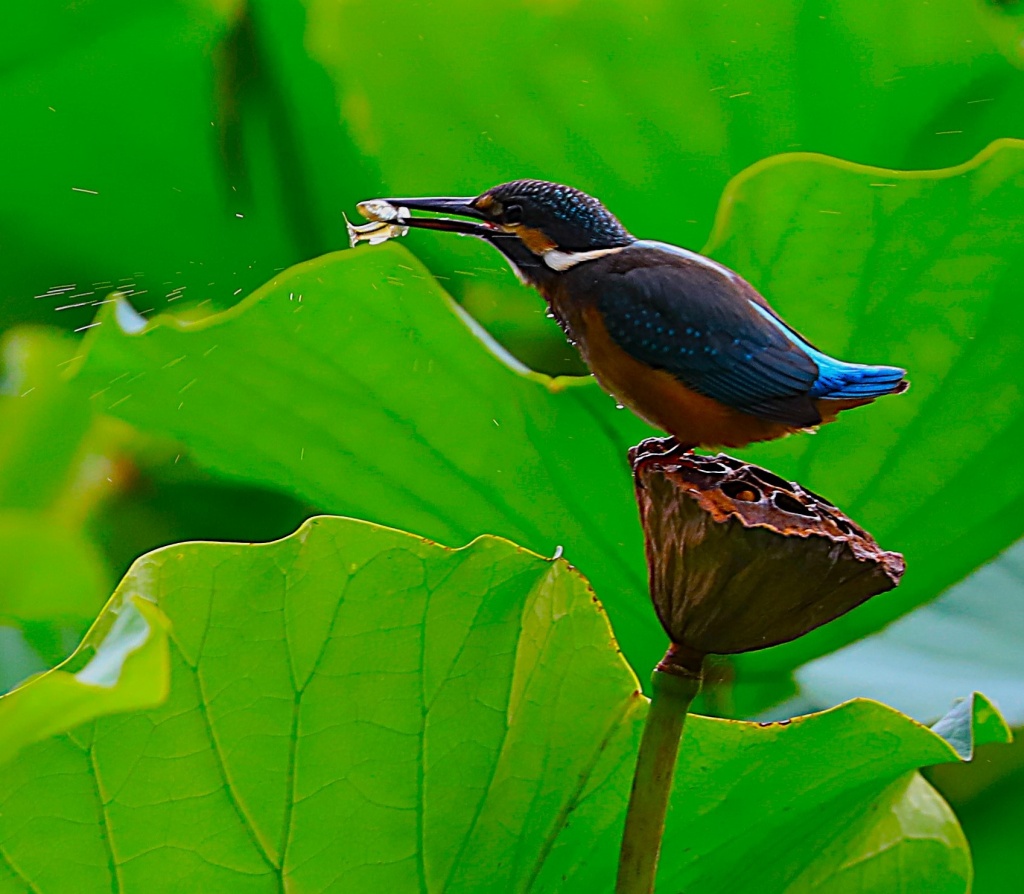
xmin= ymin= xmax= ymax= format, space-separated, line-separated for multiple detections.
xmin=363 ymin=179 xmax=634 ymax=285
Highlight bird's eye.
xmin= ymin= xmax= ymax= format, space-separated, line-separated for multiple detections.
xmin=503 ymin=204 xmax=524 ymax=225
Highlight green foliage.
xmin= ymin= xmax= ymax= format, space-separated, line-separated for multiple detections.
xmin=0 ymin=597 xmax=168 ymax=767
xmin=0 ymin=328 xmax=115 ymax=666
xmin=797 ymin=538 xmax=1024 ymax=725
xmin=0 ymin=324 xmax=310 ymax=682
xmin=0 ymin=329 xmax=90 ymax=510
xmin=0 ymin=517 xmax=1007 ymax=892
xmin=955 ymin=764 xmax=1024 ymax=894
xmin=714 ymin=140 xmax=1024 ymax=676
xmin=7 ymin=1 xmax=1024 ymax=368
xmin=0 ymin=0 xmax=362 ymax=333
xmin=75 ymin=142 xmax=1024 ymax=689
xmin=302 ymin=0 xmax=1024 ymax=366
xmin=4 ymin=1 xmax=1024 ymax=888
xmin=978 ymin=0 xmax=1024 ymax=71
xmin=308 ymin=0 xmax=1022 ymax=229
xmin=75 ymin=243 xmax=655 ymax=665
xmin=0 ymin=514 xmax=109 ymax=624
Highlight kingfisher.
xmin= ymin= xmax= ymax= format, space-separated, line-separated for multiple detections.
xmin=357 ymin=180 xmax=908 ymax=449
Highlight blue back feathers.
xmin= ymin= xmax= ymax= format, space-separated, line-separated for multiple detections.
xmin=748 ymin=303 xmax=907 ymax=400
xmin=596 ymin=257 xmax=907 ymax=427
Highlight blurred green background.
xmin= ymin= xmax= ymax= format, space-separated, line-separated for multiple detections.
xmin=2 ymin=0 xmax=1024 ymax=888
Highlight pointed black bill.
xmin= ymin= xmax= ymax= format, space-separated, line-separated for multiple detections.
xmin=358 ymin=196 xmax=499 ymax=238
xmin=383 ymin=197 xmax=483 ymax=217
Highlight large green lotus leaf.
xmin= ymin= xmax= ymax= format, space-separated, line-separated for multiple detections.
xmin=795 ymin=538 xmax=1024 ymax=726
xmin=0 ymin=516 xmax=1008 ymax=892
xmin=659 ymin=696 xmax=1006 ymax=894
xmin=714 ymin=139 xmax=1024 ymax=677
xmin=929 ymin=729 xmax=1024 ymax=894
xmin=0 ymin=326 xmax=271 ymax=679
xmin=0 ymin=596 xmax=169 ymax=767
xmin=76 ymin=243 xmax=660 ymax=669
xmin=303 ymin=0 xmax=1024 ymax=365
xmin=0 ymin=322 xmax=314 ymax=670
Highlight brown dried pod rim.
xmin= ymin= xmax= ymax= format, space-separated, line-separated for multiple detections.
xmin=630 ymin=437 xmax=904 ymax=570
xmin=630 ymin=437 xmax=905 ymax=654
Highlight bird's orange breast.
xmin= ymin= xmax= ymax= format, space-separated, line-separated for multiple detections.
xmin=578 ymin=306 xmax=801 ymax=449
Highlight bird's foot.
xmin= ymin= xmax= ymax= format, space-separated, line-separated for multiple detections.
xmin=627 ymin=435 xmax=696 ymax=468
xmin=659 ymin=435 xmax=696 ymax=457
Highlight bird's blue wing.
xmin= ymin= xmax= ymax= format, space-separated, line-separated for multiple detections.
xmin=595 ymin=262 xmax=823 ymax=426
xmin=744 ymin=300 xmax=908 ymax=400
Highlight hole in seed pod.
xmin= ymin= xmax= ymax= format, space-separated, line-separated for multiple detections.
xmin=721 ymin=480 xmax=763 ymax=502
xmin=772 ymin=491 xmax=817 ymax=517
xmin=829 ymin=514 xmax=856 ymax=535
xmin=799 ymin=485 xmax=837 ymax=508
xmin=696 ymin=461 xmax=730 ymax=474
xmin=817 ymin=505 xmax=854 ymax=535
xmin=747 ymin=465 xmax=794 ymax=491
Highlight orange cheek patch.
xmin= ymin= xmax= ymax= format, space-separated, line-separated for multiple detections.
xmin=517 ymin=226 xmax=557 ymax=255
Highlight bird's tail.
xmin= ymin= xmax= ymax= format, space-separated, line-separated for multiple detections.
xmin=812 ymin=362 xmax=909 ymax=400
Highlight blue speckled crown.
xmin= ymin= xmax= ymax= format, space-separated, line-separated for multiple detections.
xmin=483 ymin=179 xmax=634 ymax=250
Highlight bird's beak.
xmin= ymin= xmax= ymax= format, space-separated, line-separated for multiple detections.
xmin=357 ymin=196 xmax=500 ymax=238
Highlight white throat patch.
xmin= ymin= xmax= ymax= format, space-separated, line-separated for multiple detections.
xmin=542 ymin=245 xmax=627 ymax=272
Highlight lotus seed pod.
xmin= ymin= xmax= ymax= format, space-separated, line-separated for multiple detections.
xmin=630 ymin=437 xmax=905 ymax=655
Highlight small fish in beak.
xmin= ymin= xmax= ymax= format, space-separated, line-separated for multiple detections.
xmin=348 ymin=195 xmax=501 ymax=246
xmin=357 ymin=199 xmax=409 ymax=223
xmin=344 ymin=200 xmax=411 ymax=247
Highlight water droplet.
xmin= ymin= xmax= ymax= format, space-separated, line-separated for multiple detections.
xmin=615 ymin=402 xmax=625 ymax=410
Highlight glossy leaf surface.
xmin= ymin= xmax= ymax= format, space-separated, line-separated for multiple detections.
xmin=0 ymin=597 xmax=169 ymax=767
xmin=76 ymin=243 xmax=657 ymax=666
xmin=0 ymin=517 xmax=1007 ymax=892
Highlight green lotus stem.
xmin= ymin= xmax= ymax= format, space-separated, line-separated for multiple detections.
xmin=616 ymin=645 xmax=704 ymax=894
